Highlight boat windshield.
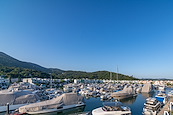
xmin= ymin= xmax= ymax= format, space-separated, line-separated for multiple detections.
xmin=102 ymin=102 xmax=129 ymax=111
xmin=103 ymin=102 xmax=123 ymax=107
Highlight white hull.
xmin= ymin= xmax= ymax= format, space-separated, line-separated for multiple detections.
xmin=0 ymin=104 xmax=27 ymax=113
xmin=27 ymin=103 xmax=85 ymax=114
xmin=112 ymin=94 xmax=134 ymax=99
xmin=92 ymin=107 xmax=131 ymax=115
xmin=143 ymin=108 xmax=159 ymax=115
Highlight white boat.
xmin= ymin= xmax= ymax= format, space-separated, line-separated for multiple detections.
xmin=141 ymin=83 xmax=154 ymax=93
xmin=143 ymin=97 xmax=161 ymax=115
xmin=155 ymin=91 xmax=168 ymax=104
xmin=19 ymin=93 xmax=85 ymax=114
xmin=0 ymin=90 xmax=40 ymax=112
xmin=158 ymin=85 xmax=166 ymax=91
xmin=111 ymin=86 xmax=135 ymax=99
xmin=91 ymin=101 xmax=131 ymax=115
xmin=168 ymin=90 xmax=173 ymax=97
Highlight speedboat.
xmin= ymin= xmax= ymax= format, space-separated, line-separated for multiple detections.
xmin=19 ymin=93 xmax=85 ymax=114
xmin=91 ymin=101 xmax=131 ymax=115
xmin=155 ymin=91 xmax=168 ymax=104
xmin=143 ymin=97 xmax=161 ymax=115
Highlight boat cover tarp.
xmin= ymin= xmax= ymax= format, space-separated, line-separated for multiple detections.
xmin=0 ymin=90 xmax=39 ymax=106
xmin=141 ymin=83 xmax=153 ymax=93
xmin=111 ymin=86 xmax=134 ymax=96
xmin=19 ymin=93 xmax=84 ymax=113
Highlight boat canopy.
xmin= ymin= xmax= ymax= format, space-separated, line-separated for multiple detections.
xmin=19 ymin=93 xmax=84 ymax=113
xmin=141 ymin=83 xmax=153 ymax=93
xmin=0 ymin=90 xmax=40 ymax=106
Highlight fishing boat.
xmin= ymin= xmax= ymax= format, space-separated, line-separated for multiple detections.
xmin=19 ymin=93 xmax=85 ymax=114
xmin=91 ymin=101 xmax=131 ymax=115
xmin=143 ymin=97 xmax=161 ymax=115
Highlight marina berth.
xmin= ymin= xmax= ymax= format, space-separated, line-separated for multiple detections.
xmin=19 ymin=93 xmax=85 ymax=114
xmin=91 ymin=101 xmax=131 ymax=115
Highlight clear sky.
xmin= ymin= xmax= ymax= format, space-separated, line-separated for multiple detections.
xmin=1 ymin=0 xmax=173 ymax=79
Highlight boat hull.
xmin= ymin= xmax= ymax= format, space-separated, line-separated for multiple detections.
xmin=27 ymin=103 xmax=85 ymax=114
xmin=92 ymin=107 xmax=131 ymax=115
xmin=112 ymin=93 xmax=134 ymax=99
xmin=0 ymin=104 xmax=27 ymax=113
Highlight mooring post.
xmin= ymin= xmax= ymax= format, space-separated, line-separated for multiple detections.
xmin=6 ymin=103 xmax=9 ymax=115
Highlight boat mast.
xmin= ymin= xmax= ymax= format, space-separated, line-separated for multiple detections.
xmin=116 ymin=66 xmax=119 ymax=82
xmin=50 ymin=73 xmax=52 ymax=89
xmin=110 ymin=72 xmax=112 ymax=81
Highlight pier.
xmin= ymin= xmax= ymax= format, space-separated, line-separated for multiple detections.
xmin=158 ymin=97 xmax=173 ymax=115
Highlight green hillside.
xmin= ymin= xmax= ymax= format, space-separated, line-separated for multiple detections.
xmin=0 ymin=52 xmax=138 ymax=80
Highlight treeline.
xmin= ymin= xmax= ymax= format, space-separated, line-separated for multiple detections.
xmin=0 ymin=65 xmax=50 ymax=79
xmin=0 ymin=66 xmax=138 ymax=80
xmin=56 ymin=70 xmax=139 ymax=80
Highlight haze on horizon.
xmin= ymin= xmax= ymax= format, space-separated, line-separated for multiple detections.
xmin=1 ymin=0 xmax=173 ymax=79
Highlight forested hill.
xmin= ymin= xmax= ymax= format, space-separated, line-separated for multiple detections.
xmin=0 ymin=52 xmax=139 ymax=80
xmin=0 ymin=52 xmax=63 ymax=73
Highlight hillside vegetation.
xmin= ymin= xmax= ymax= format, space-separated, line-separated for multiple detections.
xmin=0 ymin=52 xmax=138 ymax=80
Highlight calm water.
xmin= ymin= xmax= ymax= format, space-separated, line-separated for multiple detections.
xmin=46 ymin=87 xmax=172 ymax=115
xmin=1 ymin=88 xmax=172 ymax=115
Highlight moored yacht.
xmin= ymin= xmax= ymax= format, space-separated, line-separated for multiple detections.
xmin=91 ymin=101 xmax=131 ymax=115
xmin=0 ymin=90 xmax=40 ymax=112
xmin=111 ymin=86 xmax=135 ymax=99
xmin=143 ymin=97 xmax=161 ymax=115
xmin=155 ymin=91 xmax=168 ymax=104
xmin=19 ymin=93 xmax=85 ymax=114
xmin=168 ymin=90 xmax=173 ymax=97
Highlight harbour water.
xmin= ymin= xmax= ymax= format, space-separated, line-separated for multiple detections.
xmin=37 ymin=87 xmax=172 ymax=115
xmin=39 ymin=94 xmax=149 ymax=115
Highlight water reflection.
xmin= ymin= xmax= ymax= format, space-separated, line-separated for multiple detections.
xmin=141 ymin=92 xmax=155 ymax=98
xmin=120 ymin=96 xmax=137 ymax=105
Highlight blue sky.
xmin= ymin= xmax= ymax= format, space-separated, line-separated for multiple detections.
xmin=1 ymin=0 xmax=173 ymax=79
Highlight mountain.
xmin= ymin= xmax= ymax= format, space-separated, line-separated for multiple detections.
xmin=0 ymin=52 xmax=63 ymax=73
xmin=0 ymin=52 xmax=138 ymax=80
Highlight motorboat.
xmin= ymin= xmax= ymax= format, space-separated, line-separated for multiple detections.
xmin=91 ymin=101 xmax=131 ymax=115
xmin=111 ymin=86 xmax=135 ymax=99
xmin=111 ymin=92 xmax=134 ymax=100
xmin=143 ymin=97 xmax=161 ymax=115
xmin=19 ymin=93 xmax=85 ymax=114
xmin=155 ymin=91 xmax=168 ymax=104
xmin=158 ymin=85 xmax=166 ymax=91
xmin=0 ymin=90 xmax=40 ymax=112
xmin=141 ymin=83 xmax=154 ymax=93
xmin=168 ymin=90 xmax=173 ymax=97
